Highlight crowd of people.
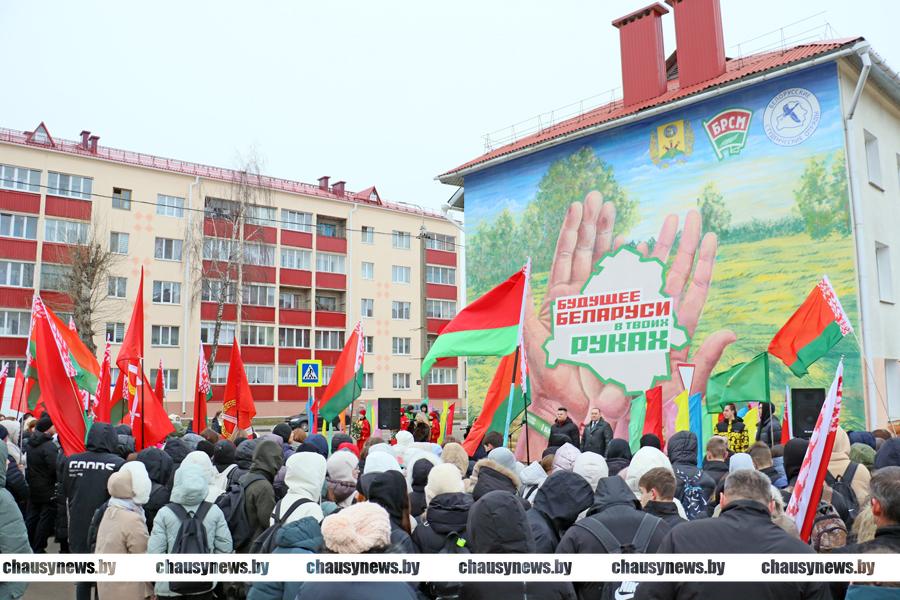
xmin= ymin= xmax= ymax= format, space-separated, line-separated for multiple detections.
xmin=0 ymin=403 xmax=899 ymax=600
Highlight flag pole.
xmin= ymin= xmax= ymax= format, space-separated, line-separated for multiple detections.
xmin=140 ymin=357 xmax=145 ymax=449
xmin=503 ymin=259 xmax=531 ymax=448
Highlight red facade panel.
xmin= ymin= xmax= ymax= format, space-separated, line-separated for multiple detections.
xmin=315 ymin=311 xmax=346 ymax=329
xmin=204 ymin=218 xmax=235 ymax=239
xmin=242 ymin=347 xmax=275 ymax=363
xmin=211 ymin=385 xmax=225 ymax=402
xmin=316 ymin=351 xmax=341 ymax=365
xmin=426 ymin=284 xmax=457 ymax=301
xmin=200 ymin=302 xmax=237 ymax=322
xmin=278 ymin=348 xmax=312 ymax=363
xmin=204 ymin=344 xmax=232 ymax=362
xmin=666 ymin=0 xmax=726 ymax=87
xmin=434 ymin=357 xmax=458 ymax=369
xmin=425 ymin=249 xmax=457 ymax=267
xmin=279 ymin=309 xmax=312 ymax=326
xmin=280 ymin=269 xmax=312 ymax=287
xmin=428 ymin=384 xmax=458 ymax=400
xmin=315 ymin=273 xmax=346 ymax=290
xmin=41 ymin=243 xmax=73 ymax=264
xmin=45 ymin=195 xmax=92 ymax=221
xmin=249 ymin=385 xmax=274 ymax=401
xmin=281 ymin=230 xmax=313 ymax=249
xmin=243 ymin=266 xmax=276 ymax=284
xmin=278 ymin=385 xmax=307 ymax=401
xmin=0 ymin=337 xmax=27 ymax=356
xmin=316 ymin=235 xmax=347 ymax=254
xmin=0 ymin=190 xmax=40 ymax=214
xmin=40 ymin=291 xmax=73 ymax=310
xmin=427 ymin=319 xmax=451 ymax=334
xmin=244 ymin=224 xmax=277 ymax=244
xmin=243 ymin=306 xmax=276 ymax=322
xmin=0 ymin=288 xmax=33 ymax=309
xmin=0 ymin=239 xmax=37 ymax=261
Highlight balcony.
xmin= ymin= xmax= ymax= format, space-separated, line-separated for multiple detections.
xmin=315 ymin=291 xmax=346 ymax=328
xmin=279 ymin=287 xmax=312 ymax=326
xmin=0 ymin=189 xmax=40 ymax=214
xmin=316 ymin=217 xmax=347 ymax=253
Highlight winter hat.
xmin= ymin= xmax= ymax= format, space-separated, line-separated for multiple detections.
xmin=367 ymin=470 xmax=410 ymax=528
xmin=196 ymin=439 xmax=215 ymax=457
xmin=441 ymin=442 xmax=470 ymax=476
xmin=36 ymin=413 xmax=53 ymax=433
xmin=573 ymin=451 xmax=609 ymax=490
xmin=407 ymin=454 xmax=437 ymax=492
xmin=850 ymin=443 xmax=876 ymax=471
xmin=327 ymin=449 xmax=359 ymax=483
xmin=624 ymin=447 xmax=672 ymax=497
xmin=783 ymin=438 xmax=809 ymax=481
xmin=331 ymin=433 xmax=353 ymax=454
xmin=640 ymin=434 xmax=661 ymax=449
xmin=212 ymin=440 xmax=237 ymax=467
xmin=337 ymin=442 xmax=360 ymax=458
xmin=303 ymin=434 xmax=329 ymax=459
xmin=320 ymin=501 xmax=391 ymax=553
xmin=182 ymin=432 xmax=203 ymax=450
xmin=394 ymin=430 xmax=414 ymax=452
xmin=363 ymin=450 xmax=401 ymax=475
xmin=272 ymin=423 xmax=292 ymax=444
xmin=729 ymin=453 xmax=754 ymax=473
xmin=875 ymin=438 xmax=900 ymax=471
xmin=552 ymin=443 xmax=581 ymax=473
xmin=108 ymin=461 xmax=152 ymax=504
xmin=488 ymin=447 xmax=519 ymax=473
xmin=2 ymin=420 xmax=19 ymax=442
xmin=425 ymin=463 xmax=464 ymax=505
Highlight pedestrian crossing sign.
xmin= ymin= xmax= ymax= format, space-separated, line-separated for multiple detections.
xmin=297 ymin=359 xmax=323 ymax=387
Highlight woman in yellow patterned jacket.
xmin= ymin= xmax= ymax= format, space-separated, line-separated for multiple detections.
xmin=715 ymin=403 xmax=750 ymax=454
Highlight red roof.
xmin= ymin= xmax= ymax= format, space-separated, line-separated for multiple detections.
xmin=440 ymin=38 xmax=861 ymax=181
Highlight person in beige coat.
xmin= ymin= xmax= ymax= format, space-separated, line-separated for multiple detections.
xmin=828 ymin=427 xmax=871 ymax=506
xmin=95 ymin=461 xmax=153 ymax=600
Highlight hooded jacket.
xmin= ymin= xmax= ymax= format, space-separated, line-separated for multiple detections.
xmin=701 ymin=458 xmax=729 ymax=486
xmin=756 ymin=403 xmax=782 ymax=447
xmin=62 ymin=423 xmax=125 ymax=552
xmin=241 ymin=440 xmax=284 ymax=547
xmin=367 ymin=470 xmax=416 ymax=553
xmin=0 ymin=443 xmax=29 ymax=600
xmin=275 ymin=452 xmax=326 ymax=525
xmin=573 ymin=451 xmax=608 ymax=492
xmin=24 ymin=430 xmax=58 ymax=503
xmin=247 ymin=517 xmax=323 ymax=600
xmin=412 ymin=492 xmax=473 ymax=553
xmin=325 ymin=450 xmax=358 ymax=508
xmin=461 ymin=490 xmax=576 ymax=600
xmin=551 ymin=442 xmax=581 ymax=473
xmin=519 ymin=461 xmax=548 ymax=504
xmin=407 ymin=454 xmax=436 ymax=519
xmin=874 ymin=438 xmax=900 ymax=470
xmin=181 ymin=450 xmax=225 ymax=503
xmin=231 ymin=439 xmax=258 ymax=486
xmin=467 ymin=458 xmax=523 ymax=502
xmin=526 ymin=471 xmax=593 ymax=553
xmin=212 ymin=440 xmax=237 ymax=491
xmin=605 ymin=438 xmax=632 ymax=476
xmin=303 ymin=434 xmax=329 ymax=459
xmin=148 ymin=463 xmax=232 ymax=597
xmin=828 ymin=427 xmax=871 ymax=505
xmin=626 ymin=447 xmax=674 ymax=498
xmin=136 ymin=447 xmax=173 ymax=530
xmin=549 ymin=417 xmax=581 ymax=451
xmin=667 ymin=431 xmax=716 ymax=509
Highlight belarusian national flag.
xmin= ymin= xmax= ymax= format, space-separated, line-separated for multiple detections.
xmin=94 ymin=339 xmax=112 ymax=422
xmin=769 ymin=276 xmax=852 ymax=377
xmin=315 ymin=322 xmax=364 ymax=422
xmin=194 ymin=343 xmax=212 ymax=432
xmin=462 ymin=350 xmax=526 ymax=456
xmin=222 ymin=338 xmax=256 ymax=435
xmin=421 ymin=263 xmax=529 ymax=376
xmin=628 ymin=386 xmax=663 ymax=453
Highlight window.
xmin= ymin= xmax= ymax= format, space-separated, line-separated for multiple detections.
xmin=426 ymin=299 xmax=457 ymax=319
xmin=278 ymin=365 xmax=296 ymax=385
xmin=247 ymin=205 xmax=276 ymax=227
xmin=157 ymin=194 xmax=185 ymax=217
xmin=392 ymin=373 xmax=411 ymax=390
xmin=426 ymin=265 xmax=456 ymax=285
xmin=361 ymin=226 xmax=374 ymax=244
xmin=48 ymin=171 xmax=92 ymax=200
xmin=392 ymin=301 xmax=411 ymax=320
xmin=876 ymin=242 xmax=894 ymax=303
xmin=154 ymin=237 xmax=183 ymax=261
xmin=392 ymin=230 xmax=411 ymax=249
xmin=392 ymin=337 xmax=411 ymax=355
xmin=0 ymin=311 xmax=30 ymax=336
xmin=151 ymin=325 xmax=180 ymax=346
xmin=200 ymin=321 xmax=236 ymax=345
xmin=278 ymin=327 xmax=310 ymax=348
xmin=241 ymin=324 xmax=275 ymax=346
xmin=280 ymin=290 xmax=309 ymax=310
xmin=244 ymin=365 xmax=274 ymax=384
xmin=428 ymin=368 xmax=458 ymax=385
xmin=112 ymin=188 xmax=131 ymax=210
xmin=315 ymin=294 xmax=338 ymax=312
xmin=150 ymin=368 xmax=179 ymax=390
xmin=106 ymin=322 xmax=125 ymax=344
xmin=205 ymin=197 xmax=238 ymax=220
xmin=0 ymin=164 xmax=40 ymax=193
xmin=362 ymin=372 xmax=374 ymax=390
xmin=152 ymin=281 xmax=182 ymax=304
xmin=203 ymin=238 xmax=236 ymax=261
xmin=243 ymin=242 xmax=275 ymax=266
xmin=317 ymin=219 xmax=344 ymax=238
xmin=425 ymin=232 xmax=456 ymax=252
xmin=361 ymin=298 xmax=374 ymax=318
xmin=0 ymin=261 xmax=34 ymax=288
xmin=316 ymin=252 xmax=345 ymax=274
xmin=108 ymin=276 xmax=127 ymax=298
xmin=361 ymin=262 xmax=374 ymax=280
xmin=392 ymin=265 xmax=411 ymax=284
xmin=243 ymin=284 xmax=275 ymax=307
xmin=282 ymin=209 xmax=312 ymax=232
xmin=210 ymin=364 xmax=229 ymax=385
xmin=0 ymin=213 xmax=37 ymax=240
xmin=44 ymin=219 xmax=88 ymax=244
xmin=109 ymin=232 xmax=129 ymax=254
xmin=201 ymin=280 xmax=235 ymax=303
xmin=315 ymin=330 xmax=345 ymax=350
xmin=281 ymin=248 xmax=311 ymax=270
xmin=322 ymin=366 xmax=334 ymax=385
xmin=865 ymin=130 xmax=883 ymax=189
xmin=40 ymin=264 xmax=70 ymax=291
xmin=364 ymin=336 xmax=374 ymax=353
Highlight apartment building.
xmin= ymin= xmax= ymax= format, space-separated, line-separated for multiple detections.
xmin=0 ymin=122 xmax=464 ymax=418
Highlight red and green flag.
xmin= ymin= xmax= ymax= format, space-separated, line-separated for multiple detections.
xmin=628 ymin=386 xmax=663 ymax=453
xmin=193 ymin=343 xmax=212 ymax=432
xmin=768 ymin=276 xmax=852 ymax=377
xmin=314 ymin=322 xmax=364 ymax=422
xmin=462 ymin=350 xmax=527 ymax=456
xmin=421 ymin=263 xmax=529 ymax=377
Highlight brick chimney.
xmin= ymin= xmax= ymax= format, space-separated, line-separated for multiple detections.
xmin=665 ymin=0 xmax=726 ymax=88
xmin=80 ymin=130 xmax=91 ymax=149
xmin=612 ymin=3 xmax=669 ymax=107
xmin=88 ymin=135 xmax=99 ymax=153
xmin=318 ymin=175 xmax=330 ymax=190
xmin=331 ymin=180 xmax=345 ymax=196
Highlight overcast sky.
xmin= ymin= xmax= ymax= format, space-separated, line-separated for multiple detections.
xmin=2 ymin=1 xmax=898 ymax=212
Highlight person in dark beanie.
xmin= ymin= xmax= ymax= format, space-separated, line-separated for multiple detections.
xmin=367 ymin=470 xmax=416 ymax=553
xmin=212 ymin=439 xmax=237 ymax=489
xmin=196 ymin=439 xmax=215 ymax=458
xmin=24 ymin=413 xmax=57 ymax=553
xmin=640 ymin=433 xmax=662 ymax=450
xmin=606 ymin=439 xmax=632 ymax=476
xmin=272 ymin=422 xmax=292 ymax=445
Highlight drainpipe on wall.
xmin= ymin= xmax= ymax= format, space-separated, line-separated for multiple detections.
xmin=182 ymin=176 xmax=201 ymax=415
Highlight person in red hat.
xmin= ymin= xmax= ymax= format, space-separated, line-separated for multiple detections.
xmin=356 ymin=408 xmax=371 ymax=452
xmin=429 ymin=410 xmax=441 ymax=444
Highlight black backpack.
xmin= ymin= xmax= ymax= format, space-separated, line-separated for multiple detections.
xmin=674 ymin=466 xmax=709 ymax=521
xmin=825 ymin=462 xmax=859 ymax=525
xmin=216 ymin=473 xmax=264 ymax=551
xmin=439 ymin=531 xmax=469 ymax=554
xmin=250 ymin=497 xmax=312 ymax=554
xmin=87 ymin=501 xmax=109 ymax=553
xmin=167 ymin=501 xmax=214 ymax=595
xmin=573 ymin=514 xmax=660 ymax=600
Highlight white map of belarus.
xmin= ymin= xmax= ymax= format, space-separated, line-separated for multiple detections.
xmin=543 ymin=247 xmax=688 ymax=394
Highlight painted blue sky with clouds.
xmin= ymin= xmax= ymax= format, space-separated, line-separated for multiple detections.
xmin=466 ymin=63 xmax=845 ymax=242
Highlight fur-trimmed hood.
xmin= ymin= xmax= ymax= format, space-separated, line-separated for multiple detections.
xmin=466 ymin=458 xmax=521 ymax=500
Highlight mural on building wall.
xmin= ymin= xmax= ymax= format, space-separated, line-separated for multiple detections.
xmin=464 ymin=62 xmax=864 ymax=435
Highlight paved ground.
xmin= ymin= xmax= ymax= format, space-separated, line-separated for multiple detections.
xmin=23 ymin=541 xmax=75 ymax=600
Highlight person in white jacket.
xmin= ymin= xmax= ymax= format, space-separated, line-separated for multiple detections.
xmin=272 ymin=452 xmax=326 ymax=525
xmin=181 ymin=451 xmax=224 ymax=503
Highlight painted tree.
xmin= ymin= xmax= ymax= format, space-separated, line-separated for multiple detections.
xmin=697 ymin=182 xmax=731 ymax=237
xmin=468 ymin=209 xmax=526 ymax=296
xmin=794 ymin=150 xmax=851 ymax=240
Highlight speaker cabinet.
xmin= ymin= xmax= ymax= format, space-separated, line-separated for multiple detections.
xmin=791 ymin=388 xmax=826 ymax=440
xmin=377 ymin=397 xmax=402 ymax=430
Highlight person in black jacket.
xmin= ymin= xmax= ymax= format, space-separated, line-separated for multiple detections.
xmin=549 ymin=407 xmax=580 ymax=451
xmin=24 ymin=413 xmax=58 ymax=553
xmin=526 ymin=470 xmax=593 ymax=553
xmin=135 ymin=446 xmax=173 ymax=530
xmin=1 ymin=425 xmax=28 ymax=517
xmin=557 ymin=476 xmax=669 ymax=600
xmin=639 ymin=467 xmax=686 ymax=530
xmin=581 ymin=407 xmax=613 ymax=456
xmin=756 ymin=402 xmax=782 ymax=447
xmin=367 ymin=470 xmax=416 ymax=553
xmin=667 ymin=431 xmax=715 ymax=518
xmin=606 ymin=438 xmax=632 ymax=476
xmin=461 ymin=490 xmax=576 ymax=600
xmin=635 ymin=470 xmax=829 ymax=600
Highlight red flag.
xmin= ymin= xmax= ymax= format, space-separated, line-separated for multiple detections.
xmin=222 ymin=338 xmax=255 ymax=435
xmin=129 ymin=369 xmax=175 ymax=451
xmin=33 ymin=306 xmax=86 ymax=455
xmin=154 ymin=359 xmax=166 ymax=405
xmin=116 ymin=269 xmax=144 ymax=370
xmin=193 ymin=344 xmax=211 ymax=433
xmin=643 ymin=386 xmax=664 ymax=445
xmin=780 ymin=386 xmax=792 ymax=446
xmin=10 ymin=367 xmax=26 ymax=415
xmin=95 ymin=340 xmax=113 ymax=422
xmin=445 ymin=402 xmax=456 ymax=438
xmin=0 ymin=362 xmax=9 ymax=406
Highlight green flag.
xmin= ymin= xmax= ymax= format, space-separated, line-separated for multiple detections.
xmin=628 ymin=393 xmax=647 ymax=454
xmin=706 ymin=352 xmax=770 ymax=410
